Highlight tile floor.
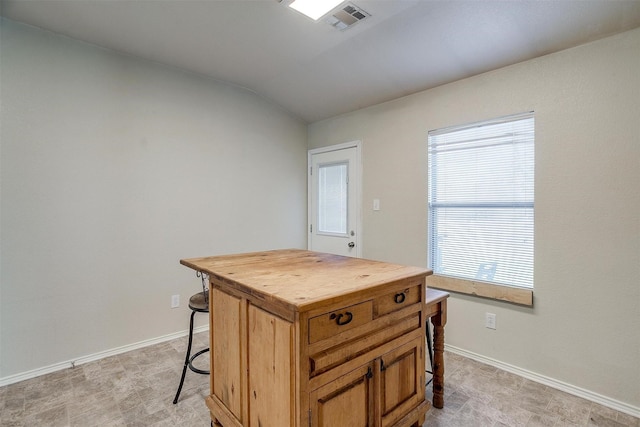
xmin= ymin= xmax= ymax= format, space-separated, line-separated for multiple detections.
xmin=0 ymin=331 xmax=637 ymax=427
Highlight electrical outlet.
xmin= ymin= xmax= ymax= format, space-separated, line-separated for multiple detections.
xmin=171 ymin=294 xmax=180 ymax=309
xmin=485 ymin=312 xmax=496 ymax=329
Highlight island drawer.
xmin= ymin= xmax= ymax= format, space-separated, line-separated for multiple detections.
xmin=373 ymin=283 xmax=422 ymax=317
xmin=308 ymin=300 xmax=373 ymax=344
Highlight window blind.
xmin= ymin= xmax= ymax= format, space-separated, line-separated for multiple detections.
xmin=428 ymin=112 xmax=534 ymax=289
xmin=318 ymin=162 xmax=348 ymax=234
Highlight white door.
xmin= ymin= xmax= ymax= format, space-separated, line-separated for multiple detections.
xmin=308 ymin=142 xmax=361 ymax=257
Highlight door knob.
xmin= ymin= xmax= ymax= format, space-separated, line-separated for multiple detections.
xmin=348 ymin=242 xmax=355 ymax=248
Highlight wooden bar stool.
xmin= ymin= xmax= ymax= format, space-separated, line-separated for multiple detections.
xmin=173 ymin=273 xmax=210 ymax=404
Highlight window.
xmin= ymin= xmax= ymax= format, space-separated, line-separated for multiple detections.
xmin=318 ymin=162 xmax=348 ymax=235
xmin=427 ymin=112 xmax=534 ymax=303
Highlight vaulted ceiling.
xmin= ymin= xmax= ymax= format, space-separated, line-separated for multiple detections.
xmin=3 ymin=0 xmax=640 ymax=123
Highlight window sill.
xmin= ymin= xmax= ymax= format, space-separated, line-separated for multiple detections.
xmin=426 ymin=274 xmax=533 ymax=306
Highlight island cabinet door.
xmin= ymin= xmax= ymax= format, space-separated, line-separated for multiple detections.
xmin=309 ymin=362 xmax=376 ymax=427
xmin=247 ymin=304 xmax=295 ymax=427
xmin=378 ymin=337 xmax=425 ymax=427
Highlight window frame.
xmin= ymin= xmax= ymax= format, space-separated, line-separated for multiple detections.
xmin=426 ymin=112 xmax=535 ymax=306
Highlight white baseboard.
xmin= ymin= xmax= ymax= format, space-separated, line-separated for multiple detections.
xmin=0 ymin=325 xmax=209 ymax=388
xmin=445 ymin=344 xmax=640 ymax=419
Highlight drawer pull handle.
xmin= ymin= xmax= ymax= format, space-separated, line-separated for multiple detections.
xmin=330 ymin=311 xmax=353 ymax=326
xmin=394 ymin=292 xmax=406 ymax=304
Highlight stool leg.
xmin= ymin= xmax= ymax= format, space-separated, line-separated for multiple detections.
xmin=426 ymin=318 xmax=434 ymax=387
xmin=173 ymin=309 xmax=196 ymax=404
xmin=426 ymin=319 xmax=434 ymax=372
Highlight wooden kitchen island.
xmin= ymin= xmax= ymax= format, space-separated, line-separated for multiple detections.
xmin=181 ymin=249 xmax=434 ymax=427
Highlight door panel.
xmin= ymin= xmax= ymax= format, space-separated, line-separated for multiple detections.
xmin=310 ymin=362 xmax=374 ymax=427
xmin=248 ymin=304 xmax=294 ymax=427
xmin=211 ymin=288 xmax=244 ymax=423
xmin=309 ymin=143 xmax=361 ymax=257
xmin=379 ymin=338 xmax=425 ymax=427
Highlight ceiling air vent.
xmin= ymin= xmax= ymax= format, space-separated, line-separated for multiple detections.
xmin=325 ymin=2 xmax=370 ymax=30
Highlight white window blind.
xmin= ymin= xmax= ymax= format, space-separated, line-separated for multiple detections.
xmin=428 ymin=112 xmax=534 ymax=289
xmin=318 ymin=162 xmax=348 ymax=235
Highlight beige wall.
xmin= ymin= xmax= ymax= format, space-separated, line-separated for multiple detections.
xmin=309 ymin=28 xmax=640 ymax=409
xmin=0 ymin=19 xmax=307 ymax=378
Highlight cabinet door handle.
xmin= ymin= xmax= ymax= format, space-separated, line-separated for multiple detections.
xmin=394 ymin=292 xmax=406 ymax=304
xmin=366 ymin=366 xmax=373 ymax=379
xmin=380 ymin=359 xmax=386 ymax=371
xmin=330 ymin=311 xmax=353 ymax=326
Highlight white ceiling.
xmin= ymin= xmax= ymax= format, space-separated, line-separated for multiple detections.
xmin=3 ymin=0 xmax=640 ymax=123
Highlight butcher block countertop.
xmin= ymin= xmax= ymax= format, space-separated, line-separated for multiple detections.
xmin=180 ymin=249 xmax=432 ymax=314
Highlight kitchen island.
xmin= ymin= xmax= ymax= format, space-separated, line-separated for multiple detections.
xmin=181 ymin=249 xmax=435 ymax=427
